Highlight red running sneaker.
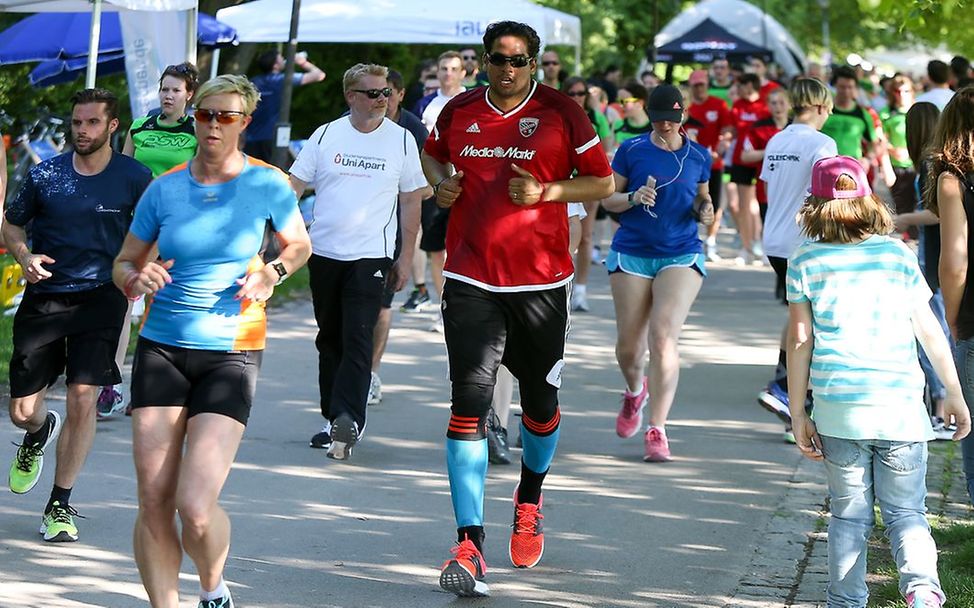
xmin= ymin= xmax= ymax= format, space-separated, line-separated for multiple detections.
xmin=616 ymin=377 xmax=648 ymax=438
xmin=643 ymin=426 xmax=672 ymax=462
xmin=509 ymin=487 xmax=544 ymax=568
xmin=439 ymin=537 xmax=489 ymax=597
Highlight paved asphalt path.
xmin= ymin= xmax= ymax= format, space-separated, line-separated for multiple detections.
xmin=0 ymin=252 xmax=809 ymax=607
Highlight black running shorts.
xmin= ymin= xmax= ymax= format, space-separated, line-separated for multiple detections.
xmin=729 ymin=164 xmax=757 ymax=185
xmin=708 ymin=168 xmax=724 ymax=212
xmin=130 ymin=337 xmax=263 ymax=425
xmin=9 ymin=283 xmax=127 ymax=398
xmin=420 ymin=201 xmax=450 ymax=253
xmin=442 ymin=279 xmax=568 ymax=421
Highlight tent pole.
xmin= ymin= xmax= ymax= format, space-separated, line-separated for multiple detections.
xmin=186 ymin=5 xmax=198 ymax=64
xmin=575 ymin=43 xmax=581 ymax=76
xmin=85 ymin=0 xmax=103 ymax=88
xmin=271 ymin=0 xmax=301 ymax=169
xmin=210 ymin=48 xmax=221 ymax=81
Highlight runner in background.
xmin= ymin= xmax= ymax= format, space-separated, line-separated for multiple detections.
xmin=880 ymin=75 xmax=918 ymax=228
xmin=612 ymin=82 xmax=652 ymax=145
xmin=708 ymin=57 xmax=734 ymax=108
xmin=685 ymin=69 xmax=734 ymax=262
xmin=748 ymin=56 xmax=781 ymax=103
xmin=821 ymin=66 xmax=878 ymax=167
xmin=729 ymin=73 xmax=770 ymax=265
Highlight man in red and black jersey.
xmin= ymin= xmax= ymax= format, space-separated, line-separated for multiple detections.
xmin=685 ymin=69 xmax=734 ymax=260
xmin=422 ymin=20 xmax=614 ymax=597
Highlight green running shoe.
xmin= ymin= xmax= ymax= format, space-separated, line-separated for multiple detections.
xmin=8 ymin=411 xmax=61 ymax=494
xmin=40 ymin=501 xmax=80 ymax=542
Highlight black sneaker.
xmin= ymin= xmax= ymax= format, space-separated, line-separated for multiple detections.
xmin=309 ymin=425 xmax=332 ymax=449
xmin=197 ymin=593 xmax=234 ymax=608
xmin=327 ymin=414 xmax=359 ymax=460
xmin=486 ymin=410 xmax=512 ymax=465
xmin=400 ymin=288 xmax=431 ymax=313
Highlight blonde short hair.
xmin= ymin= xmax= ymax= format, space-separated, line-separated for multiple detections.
xmin=790 ymin=77 xmax=832 ymax=114
xmin=195 ymin=74 xmax=260 ymax=115
xmin=797 ymin=174 xmax=893 ymax=243
xmin=343 ymin=63 xmax=389 ymax=93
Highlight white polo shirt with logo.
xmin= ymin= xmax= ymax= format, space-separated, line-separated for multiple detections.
xmin=289 ymin=116 xmax=427 ymax=261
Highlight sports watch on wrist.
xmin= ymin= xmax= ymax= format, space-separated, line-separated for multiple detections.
xmin=271 ymin=261 xmax=288 ymax=285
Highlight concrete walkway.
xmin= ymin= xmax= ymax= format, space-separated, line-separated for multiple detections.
xmin=1 ymin=242 xmax=943 ymax=608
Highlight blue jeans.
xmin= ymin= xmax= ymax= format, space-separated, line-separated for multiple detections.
xmin=953 ymin=338 xmax=974 ymax=504
xmin=820 ymin=436 xmax=944 ymax=607
xmin=918 ymin=290 xmax=952 ymax=402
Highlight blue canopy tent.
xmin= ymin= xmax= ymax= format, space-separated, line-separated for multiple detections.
xmin=1 ymin=12 xmax=238 ymax=86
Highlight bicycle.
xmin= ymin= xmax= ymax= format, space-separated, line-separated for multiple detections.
xmin=4 ymin=109 xmax=67 ymax=206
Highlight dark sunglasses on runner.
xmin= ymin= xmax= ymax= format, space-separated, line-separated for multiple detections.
xmin=541 ymin=61 xmax=560 ymax=67
xmin=351 ymin=87 xmax=393 ymax=99
xmin=194 ymin=109 xmax=247 ymax=124
xmin=567 ymin=90 xmax=587 ymax=97
xmin=486 ymin=53 xmax=532 ymax=68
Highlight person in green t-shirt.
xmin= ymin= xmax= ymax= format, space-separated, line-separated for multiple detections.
xmin=821 ymin=66 xmax=877 ymax=161
xmin=708 ymin=57 xmax=734 ymax=108
xmin=612 ymin=81 xmax=652 ymax=144
xmin=880 ymin=74 xmax=918 ymax=219
xmin=123 ymin=62 xmax=199 ymax=178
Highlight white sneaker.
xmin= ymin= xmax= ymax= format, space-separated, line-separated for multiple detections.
xmin=570 ymin=289 xmax=589 ymax=312
xmin=367 ymin=372 xmax=382 ymax=406
xmin=751 ymin=241 xmax=764 ymax=258
xmin=590 ymin=245 xmax=602 ymax=265
xmin=734 ymin=248 xmax=750 ymax=266
xmin=706 ymin=242 xmax=722 ymax=262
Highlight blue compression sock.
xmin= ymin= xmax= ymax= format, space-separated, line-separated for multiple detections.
xmin=521 ymin=424 xmax=560 ymax=474
xmin=446 ymin=438 xmax=488 ymax=528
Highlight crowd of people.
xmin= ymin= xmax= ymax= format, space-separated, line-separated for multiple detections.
xmin=3 ymin=18 xmax=974 ymax=608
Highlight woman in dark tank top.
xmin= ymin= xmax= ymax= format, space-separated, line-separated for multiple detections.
xmin=928 ymin=86 xmax=974 ymax=507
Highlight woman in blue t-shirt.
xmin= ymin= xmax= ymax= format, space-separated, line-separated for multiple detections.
xmin=602 ymin=84 xmax=714 ymax=463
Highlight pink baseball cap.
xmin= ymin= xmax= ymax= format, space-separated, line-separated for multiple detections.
xmin=810 ymin=156 xmax=873 ymax=199
xmin=688 ymin=70 xmax=709 ymax=86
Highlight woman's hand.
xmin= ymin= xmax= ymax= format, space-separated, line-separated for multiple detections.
xmin=235 ymin=266 xmax=277 ymax=303
xmin=123 ymin=259 xmax=174 ymax=298
xmin=693 ymin=197 xmax=714 ymax=226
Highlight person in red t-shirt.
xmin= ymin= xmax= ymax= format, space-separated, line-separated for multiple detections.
xmin=729 ymin=73 xmax=771 ymax=264
xmin=749 ymin=55 xmax=781 ymax=103
xmin=740 ymin=88 xmax=791 ymax=220
xmin=685 ymin=69 xmax=734 ymax=261
xmin=421 ymin=20 xmax=614 ymax=598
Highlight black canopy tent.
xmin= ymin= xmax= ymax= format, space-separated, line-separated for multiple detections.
xmin=655 ymin=17 xmax=772 ymax=65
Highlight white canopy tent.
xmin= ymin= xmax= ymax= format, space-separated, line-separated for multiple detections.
xmin=216 ymin=0 xmax=582 ymax=69
xmin=1 ymin=0 xmax=198 ymax=86
xmin=654 ymin=0 xmax=807 ymax=77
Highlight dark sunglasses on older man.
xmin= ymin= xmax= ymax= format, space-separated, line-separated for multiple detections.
xmin=194 ymin=109 xmax=247 ymax=124
xmin=485 ymin=53 xmax=532 ymax=68
xmin=351 ymin=87 xmax=393 ymax=99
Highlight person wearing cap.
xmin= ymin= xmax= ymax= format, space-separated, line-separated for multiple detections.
xmin=685 ymin=69 xmax=734 ymax=261
xmin=786 ymin=154 xmax=969 ymax=608
xmin=601 ymin=83 xmax=714 ymax=463
xmin=751 ymin=78 xmax=836 ymax=442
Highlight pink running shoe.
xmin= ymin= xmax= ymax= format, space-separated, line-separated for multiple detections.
xmin=616 ymin=377 xmax=648 ymax=438
xmin=643 ymin=426 xmax=672 ymax=462
xmin=905 ymin=590 xmax=943 ymax=608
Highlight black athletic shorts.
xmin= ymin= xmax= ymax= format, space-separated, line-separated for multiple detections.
xmin=129 ymin=337 xmax=263 ymax=425
xmin=420 ymin=199 xmax=450 ymax=253
xmin=708 ymin=168 xmax=724 ymax=211
xmin=729 ymin=164 xmax=757 ymax=185
xmin=9 ymin=283 xmax=127 ymax=398
xmin=443 ymin=278 xmax=568 ymax=396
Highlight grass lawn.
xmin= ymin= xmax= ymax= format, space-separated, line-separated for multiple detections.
xmin=867 ymin=441 xmax=974 ymax=607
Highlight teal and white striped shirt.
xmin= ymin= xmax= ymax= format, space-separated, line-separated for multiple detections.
xmin=787 ymin=235 xmax=933 ymax=441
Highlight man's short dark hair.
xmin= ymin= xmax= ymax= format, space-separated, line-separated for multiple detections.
xmin=736 ymin=73 xmax=760 ymax=89
xmin=927 ymin=60 xmax=950 ymax=85
xmin=950 ymin=55 xmax=971 ymax=80
xmin=388 ymin=69 xmax=405 ymax=91
xmin=482 ymin=21 xmax=541 ymax=58
xmin=831 ymin=65 xmax=858 ymax=86
xmin=70 ymin=88 xmax=118 ymax=121
xmin=256 ymin=50 xmax=279 ymax=75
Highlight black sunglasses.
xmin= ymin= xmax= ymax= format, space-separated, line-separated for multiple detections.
xmin=461 ymin=54 xmax=478 ymax=60
xmin=194 ymin=109 xmax=246 ymax=124
xmin=567 ymin=90 xmax=587 ymax=97
xmin=485 ymin=53 xmax=532 ymax=68
xmin=542 ymin=61 xmax=560 ymax=67
xmin=350 ymin=87 xmax=393 ymax=99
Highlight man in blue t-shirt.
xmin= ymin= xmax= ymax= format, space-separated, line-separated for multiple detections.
xmin=3 ymin=88 xmax=152 ymax=543
xmin=245 ymin=50 xmax=326 ymax=163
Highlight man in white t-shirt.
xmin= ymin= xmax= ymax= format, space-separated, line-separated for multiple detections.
xmin=915 ymin=60 xmax=954 ymax=111
xmin=289 ymin=63 xmax=427 ymax=461
xmin=757 ymin=78 xmax=837 ymax=440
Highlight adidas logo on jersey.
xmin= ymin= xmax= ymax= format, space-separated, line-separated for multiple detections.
xmin=459 ymin=145 xmax=536 ymax=160
xmin=466 ymin=122 xmax=481 ymax=133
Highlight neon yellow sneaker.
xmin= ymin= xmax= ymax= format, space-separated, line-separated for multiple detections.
xmin=8 ymin=411 xmax=61 ymax=494
xmin=40 ymin=501 xmax=80 ymax=542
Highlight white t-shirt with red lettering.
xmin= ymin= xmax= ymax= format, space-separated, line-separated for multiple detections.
xmin=424 ymin=82 xmax=612 ymax=291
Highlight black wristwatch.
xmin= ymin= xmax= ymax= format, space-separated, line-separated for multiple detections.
xmin=271 ymin=261 xmax=288 ymax=285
